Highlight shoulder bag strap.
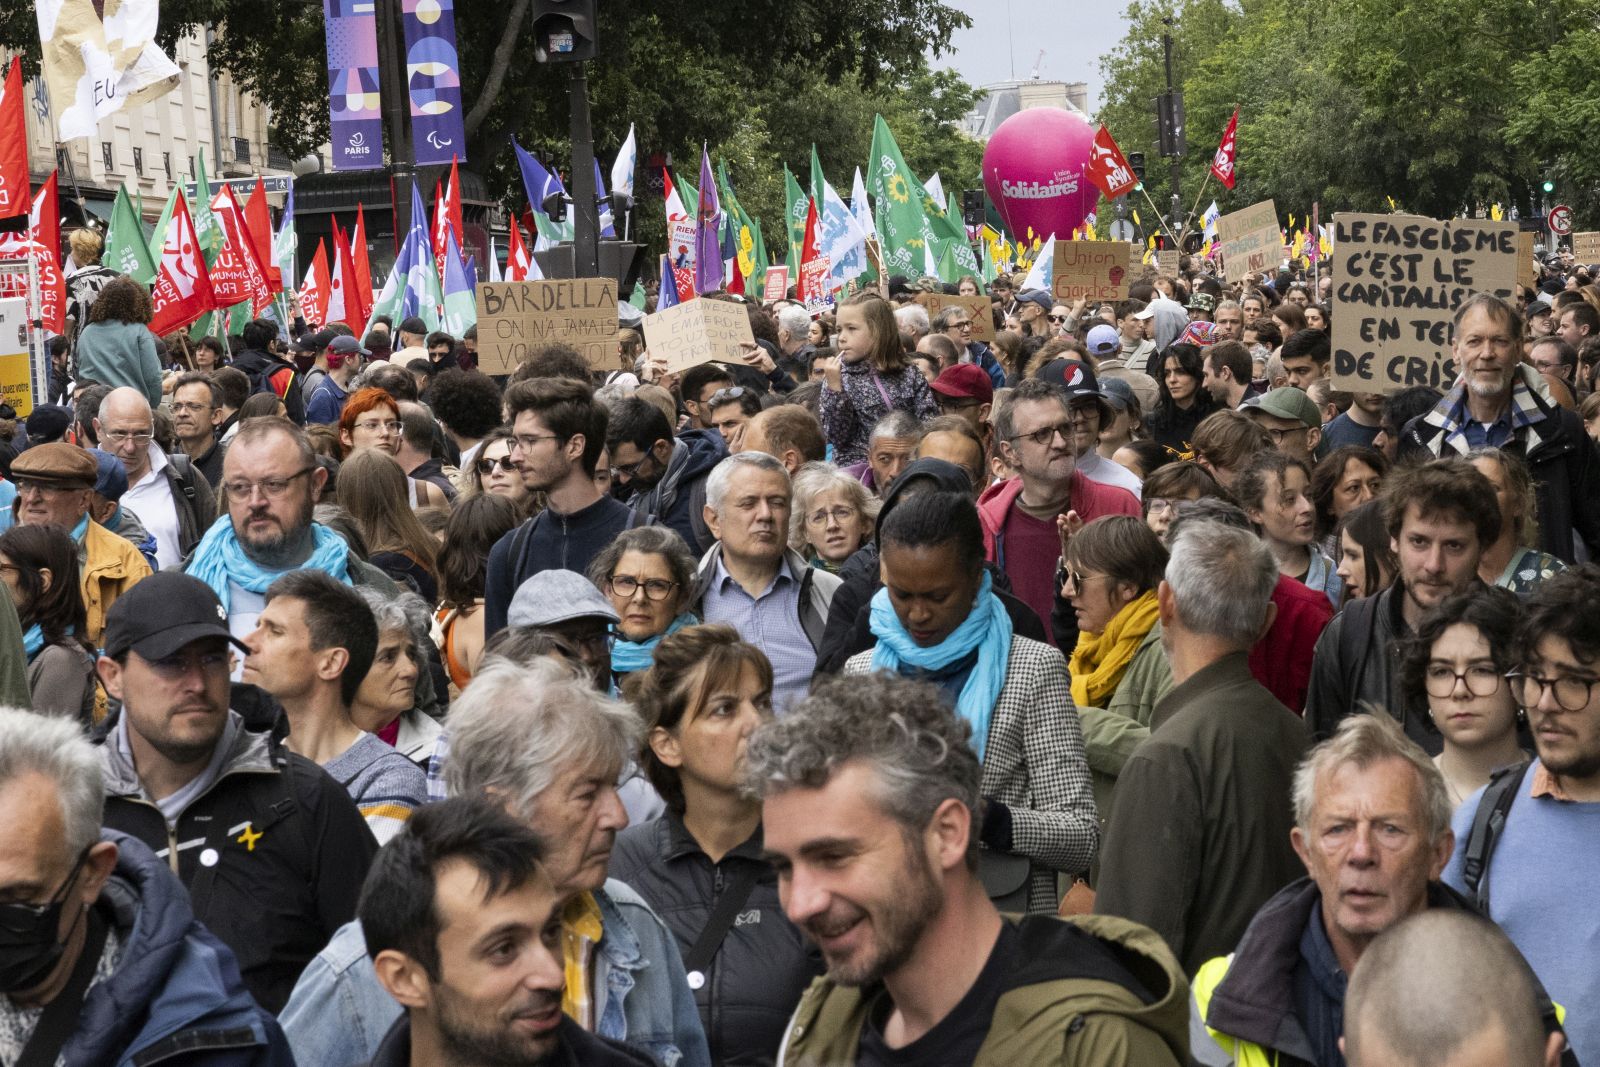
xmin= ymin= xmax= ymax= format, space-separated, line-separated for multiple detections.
xmin=1462 ymin=760 xmax=1531 ymax=914
xmin=683 ymin=864 xmax=761 ymax=977
xmin=17 ymin=906 xmax=110 ymax=1067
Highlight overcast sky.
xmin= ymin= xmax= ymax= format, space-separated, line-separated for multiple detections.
xmin=927 ymin=0 xmax=1132 ymax=114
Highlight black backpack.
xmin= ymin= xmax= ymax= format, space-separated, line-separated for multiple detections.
xmin=1459 ymin=759 xmax=1532 ymax=914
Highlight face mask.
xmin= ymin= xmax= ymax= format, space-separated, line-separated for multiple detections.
xmin=0 ymin=850 xmax=87 ymax=995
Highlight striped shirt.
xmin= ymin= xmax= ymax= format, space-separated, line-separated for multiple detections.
xmin=325 ymin=733 xmax=428 ymax=845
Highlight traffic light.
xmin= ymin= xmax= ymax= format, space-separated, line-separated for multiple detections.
xmin=961 ymin=189 xmax=985 ymax=227
xmin=531 ymin=0 xmax=598 ymax=62
xmin=1128 ymin=152 xmax=1146 ymax=182
xmin=1543 ymin=177 xmax=1556 ymax=194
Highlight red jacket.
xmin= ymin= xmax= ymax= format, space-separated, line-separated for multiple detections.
xmin=1253 ymin=574 xmax=1334 ymax=714
xmin=976 ymin=474 xmax=1142 ymax=563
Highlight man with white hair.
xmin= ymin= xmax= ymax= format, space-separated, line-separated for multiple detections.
xmin=96 ymin=386 xmax=216 ymax=568
xmin=1095 ymin=521 xmax=1309 ymax=975
xmin=0 ymin=706 xmax=294 ymax=1064
xmin=279 ymin=657 xmax=710 ymax=1067
xmin=774 ymin=304 xmax=817 ymax=380
xmin=690 ymin=452 xmax=840 ymax=709
xmin=893 ymin=302 xmax=930 ymax=343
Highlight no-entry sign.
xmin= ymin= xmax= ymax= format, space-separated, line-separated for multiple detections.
xmin=1549 ymin=204 xmax=1573 ymax=236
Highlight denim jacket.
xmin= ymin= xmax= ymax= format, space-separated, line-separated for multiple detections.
xmin=279 ymin=880 xmax=710 ymax=1067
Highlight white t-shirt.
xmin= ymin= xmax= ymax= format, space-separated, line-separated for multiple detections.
xmin=122 ymin=445 xmax=181 ymax=568
xmin=1077 ymin=448 xmax=1144 ymax=500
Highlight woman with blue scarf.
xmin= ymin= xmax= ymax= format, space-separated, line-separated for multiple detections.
xmin=0 ymin=525 xmax=98 ymax=722
xmin=587 ymin=526 xmax=700 ymax=687
xmin=843 ymin=489 xmax=1099 ymax=914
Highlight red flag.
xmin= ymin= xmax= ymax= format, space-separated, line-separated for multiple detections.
xmin=326 ymin=220 xmax=350 ymax=327
xmin=431 ymin=180 xmax=451 ymax=295
xmin=298 ymin=240 xmax=331 ymax=325
xmin=0 ymin=58 xmax=26 ymax=219
xmin=150 ymin=191 xmax=217 ymax=336
xmin=1086 ymin=126 xmax=1139 ymax=200
xmin=242 ymin=176 xmax=281 ymax=289
xmin=350 ymin=203 xmax=374 ymax=325
xmin=506 ymin=218 xmax=532 ymax=282
xmin=30 ymin=173 xmax=63 ymax=334
xmin=797 ymin=197 xmax=830 ymax=309
xmin=1210 ymin=109 xmax=1239 ymax=190
xmin=209 ymin=185 xmax=270 ymax=310
xmin=444 ymin=157 xmax=464 ymax=246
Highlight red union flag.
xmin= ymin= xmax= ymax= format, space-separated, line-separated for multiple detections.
xmin=0 ymin=58 xmax=26 ymax=219
xmin=1086 ymin=126 xmax=1139 ymax=200
xmin=150 ymin=191 xmax=217 ymax=336
xmin=299 ymin=240 xmax=331 ymax=325
xmin=1210 ymin=109 xmax=1239 ymax=189
xmin=30 ymin=173 xmax=63 ymax=334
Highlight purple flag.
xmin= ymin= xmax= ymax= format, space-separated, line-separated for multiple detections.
xmin=401 ymin=0 xmax=466 ymax=165
xmin=324 ymin=0 xmax=384 ymax=170
xmin=694 ymin=146 xmax=723 ymax=294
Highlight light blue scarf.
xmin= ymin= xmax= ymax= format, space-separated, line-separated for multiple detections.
xmin=869 ymin=571 xmax=1013 ymax=759
xmin=71 ymin=513 xmax=90 ymax=541
xmin=185 ymin=514 xmax=351 ymax=613
xmin=611 ymin=613 xmax=698 ymax=674
xmin=21 ymin=624 xmax=43 ymax=659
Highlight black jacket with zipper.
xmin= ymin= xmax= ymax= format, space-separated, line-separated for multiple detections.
xmin=96 ymin=709 xmax=378 ymax=1014
xmin=610 ymin=812 xmax=820 ymax=1066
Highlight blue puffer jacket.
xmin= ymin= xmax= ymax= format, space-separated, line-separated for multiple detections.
xmin=66 ymin=830 xmax=294 ymax=1067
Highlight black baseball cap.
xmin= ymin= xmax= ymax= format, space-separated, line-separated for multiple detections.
xmin=103 ymin=572 xmax=249 ymax=661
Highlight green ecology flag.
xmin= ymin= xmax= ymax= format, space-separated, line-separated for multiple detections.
xmin=147 ymin=185 xmax=177 ymax=264
xmin=191 ymin=149 xmax=223 ymax=267
xmin=103 ymin=186 xmax=157 ymax=284
xmin=783 ymin=165 xmax=807 ymax=277
xmin=717 ymin=160 xmax=762 ymax=295
xmin=924 ymin=187 xmax=978 ymax=283
xmin=866 ymin=115 xmax=935 ymax=278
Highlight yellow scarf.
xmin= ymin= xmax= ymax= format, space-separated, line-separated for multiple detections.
xmin=1070 ymin=589 xmax=1161 ymax=709
xmin=561 ymin=891 xmax=605 ymax=1029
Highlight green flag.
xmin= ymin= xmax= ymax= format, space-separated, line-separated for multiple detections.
xmin=103 ymin=186 xmax=158 ymax=284
xmin=147 ymin=185 xmax=178 ymax=264
xmin=192 ymin=149 xmax=223 ymax=268
xmin=717 ymin=160 xmax=762 ymax=295
xmin=808 ymin=145 xmax=826 ymax=211
xmin=865 ymin=115 xmax=936 ymax=278
xmin=783 ymin=165 xmax=807 ymax=277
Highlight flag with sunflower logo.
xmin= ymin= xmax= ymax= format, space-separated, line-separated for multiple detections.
xmin=866 ymin=114 xmax=940 ymax=278
xmin=718 ymin=159 xmax=766 ymax=296
xmin=784 ymin=165 xmax=809 ymax=279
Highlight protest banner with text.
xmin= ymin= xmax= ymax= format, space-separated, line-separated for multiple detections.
xmin=915 ymin=293 xmax=995 ymax=341
xmin=643 ymin=297 xmax=757 ymax=375
xmin=1052 ymin=240 xmax=1131 ymax=303
xmin=1216 ymin=199 xmax=1281 ymax=283
xmin=475 ymin=279 xmax=618 ymax=375
xmin=1330 ymin=213 xmax=1516 ymax=393
xmin=1572 ymin=232 xmax=1600 ymax=262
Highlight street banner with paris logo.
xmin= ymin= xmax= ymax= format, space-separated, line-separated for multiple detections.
xmin=1210 ymin=109 xmax=1239 ymax=189
xmin=1085 ymin=126 xmax=1139 ymax=200
xmin=399 ymin=0 xmax=466 ymax=164
xmin=149 ymin=191 xmax=216 ymax=336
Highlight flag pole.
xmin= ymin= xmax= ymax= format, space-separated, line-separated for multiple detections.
xmin=1184 ymin=172 xmax=1213 ymax=238
xmin=1137 ymin=184 xmax=1182 ymax=248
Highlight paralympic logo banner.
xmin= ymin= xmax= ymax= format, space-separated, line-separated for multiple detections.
xmin=324 ymin=0 xmax=384 ymax=171
xmin=402 ymin=0 xmax=467 ymax=165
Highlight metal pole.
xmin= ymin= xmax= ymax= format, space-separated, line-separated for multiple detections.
xmin=377 ymin=0 xmax=413 ymax=242
xmin=569 ymin=64 xmax=600 ymax=278
xmin=1163 ymin=28 xmax=1181 ymax=237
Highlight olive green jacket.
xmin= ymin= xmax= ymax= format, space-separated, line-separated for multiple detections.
xmin=1079 ymin=622 xmax=1173 ymax=829
xmin=776 ymin=913 xmax=1189 ymax=1067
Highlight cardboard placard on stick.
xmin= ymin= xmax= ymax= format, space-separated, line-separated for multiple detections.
xmin=1216 ymin=199 xmax=1281 ymax=283
xmin=1571 ymin=231 xmax=1600 ymax=262
xmin=1154 ymin=249 xmax=1179 ymax=275
xmin=914 ymin=293 xmax=995 ymax=341
xmin=475 ymin=279 xmax=619 ymax=376
xmin=1329 ymin=213 xmax=1517 ymax=394
xmin=642 ymin=297 xmax=757 ymax=375
xmin=1052 ymin=240 xmax=1131 ymax=302
xmin=1516 ymin=230 xmax=1537 ymax=294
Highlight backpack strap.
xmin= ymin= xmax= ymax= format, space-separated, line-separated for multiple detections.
xmin=167 ymin=452 xmax=198 ymax=505
xmin=508 ymin=512 xmax=543 ymax=577
xmin=1461 ymin=759 xmax=1531 ymax=914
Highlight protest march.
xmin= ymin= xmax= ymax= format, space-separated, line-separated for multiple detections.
xmin=0 ymin=0 xmax=1594 ymax=1065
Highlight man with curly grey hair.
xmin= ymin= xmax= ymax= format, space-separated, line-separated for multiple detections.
xmin=750 ymin=672 xmax=1188 ymax=1066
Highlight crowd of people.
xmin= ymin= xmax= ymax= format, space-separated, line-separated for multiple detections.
xmin=0 ymin=224 xmax=1593 ymax=1066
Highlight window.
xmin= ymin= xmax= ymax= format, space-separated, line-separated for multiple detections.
xmin=101 ymin=142 xmax=113 ymax=171
xmin=132 ymin=147 xmax=143 ymax=176
xmin=233 ymin=136 xmax=251 ymax=164
xmin=163 ymin=152 xmax=172 ymax=180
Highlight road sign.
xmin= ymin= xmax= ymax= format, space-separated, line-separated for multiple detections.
xmin=1109 ymin=219 xmax=1136 ymax=242
xmin=183 ymin=175 xmax=292 ymax=200
xmin=1548 ymin=204 xmax=1573 ymax=236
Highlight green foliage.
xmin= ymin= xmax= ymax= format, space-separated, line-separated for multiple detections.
xmin=1097 ymin=0 xmax=1572 ymax=228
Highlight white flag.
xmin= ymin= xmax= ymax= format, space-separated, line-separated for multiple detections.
xmin=36 ymin=0 xmax=180 ymax=142
xmin=610 ymin=123 xmax=637 ymax=199
xmin=1021 ymin=236 xmax=1055 ymax=291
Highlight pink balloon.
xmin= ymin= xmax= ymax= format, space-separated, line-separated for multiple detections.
xmin=981 ymin=108 xmax=1098 ymax=242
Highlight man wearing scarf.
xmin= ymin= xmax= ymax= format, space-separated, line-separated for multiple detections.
xmin=844 ymin=489 xmax=1097 ymax=914
xmin=10 ymin=442 xmax=150 ymax=650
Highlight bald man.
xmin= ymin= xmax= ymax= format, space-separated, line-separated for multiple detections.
xmin=96 ymin=387 xmax=216 ymax=567
xmin=1344 ymin=910 xmax=1568 ymax=1067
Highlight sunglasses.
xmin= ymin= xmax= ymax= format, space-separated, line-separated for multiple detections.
xmin=1048 ymin=314 xmax=1068 ymax=323
xmin=476 ymin=455 xmax=518 ymax=475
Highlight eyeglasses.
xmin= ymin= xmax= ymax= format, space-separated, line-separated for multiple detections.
xmin=1060 ymin=569 xmax=1110 ymax=594
xmin=806 ymin=505 xmax=858 ymax=527
xmin=1424 ymin=664 xmax=1504 ymax=699
xmin=1262 ymin=426 xmax=1312 ymax=445
xmin=101 ymin=428 xmax=154 ymax=444
xmin=353 ymin=419 xmax=401 ymax=435
xmin=14 ymin=480 xmax=82 ymax=497
xmin=1048 ymin=314 xmax=1068 ymax=323
xmin=609 ymin=452 xmax=656 ymax=480
xmin=0 ymin=846 xmax=89 ymax=925
xmin=476 ymin=455 xmax=518 ymax=475
xmin=707 ymin=386 xmax=750 ymax=408
xmin=1008 ymin=422 xmax=1074 ymax=447
xmin=606 ymin=575 xmax=679 ymax=601
xmin=170 ymin=401 xmax=213 ymax=414
xmin=948 ymin=319 xmax=972 ymax=330
xmin=1146 ymin=497 xmax=1178 ymax=517
xmin=223 ymin=466 xmax=314 ymax=500
xmin=512 ymin=433 xmax=561 ymax=452
xmin=1507 ymin=671 xmax=1600 ymax=712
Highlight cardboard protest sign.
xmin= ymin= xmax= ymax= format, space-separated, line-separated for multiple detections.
xmin=1154 ymin=249 xmax=1179 ymax=275
xmin=474 ymin=279 xmax=618 ymax=375
xmin=1516 ymin=230 xmax=1537 ymax=294
xmin=915 ymin=293 xmax=995 ymax=341
xmin=1052 ymin=240 xmax=1131 ymax=303
xmin=763 ymin=266 xmax=789 ymax=301
xmin=1216 ymin=199 xmax=1281 ymax=283
xmin=1571 ymin=231 xmax=1600 ymax=262
xmin=1330 ymin=213 xmax=1516 ymax=394
xmin=643 ymin=297 xmax=757 ymax=375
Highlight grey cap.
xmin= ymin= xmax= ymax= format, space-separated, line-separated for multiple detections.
xmin=507 ymin=569 xmax=620 ymax=628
